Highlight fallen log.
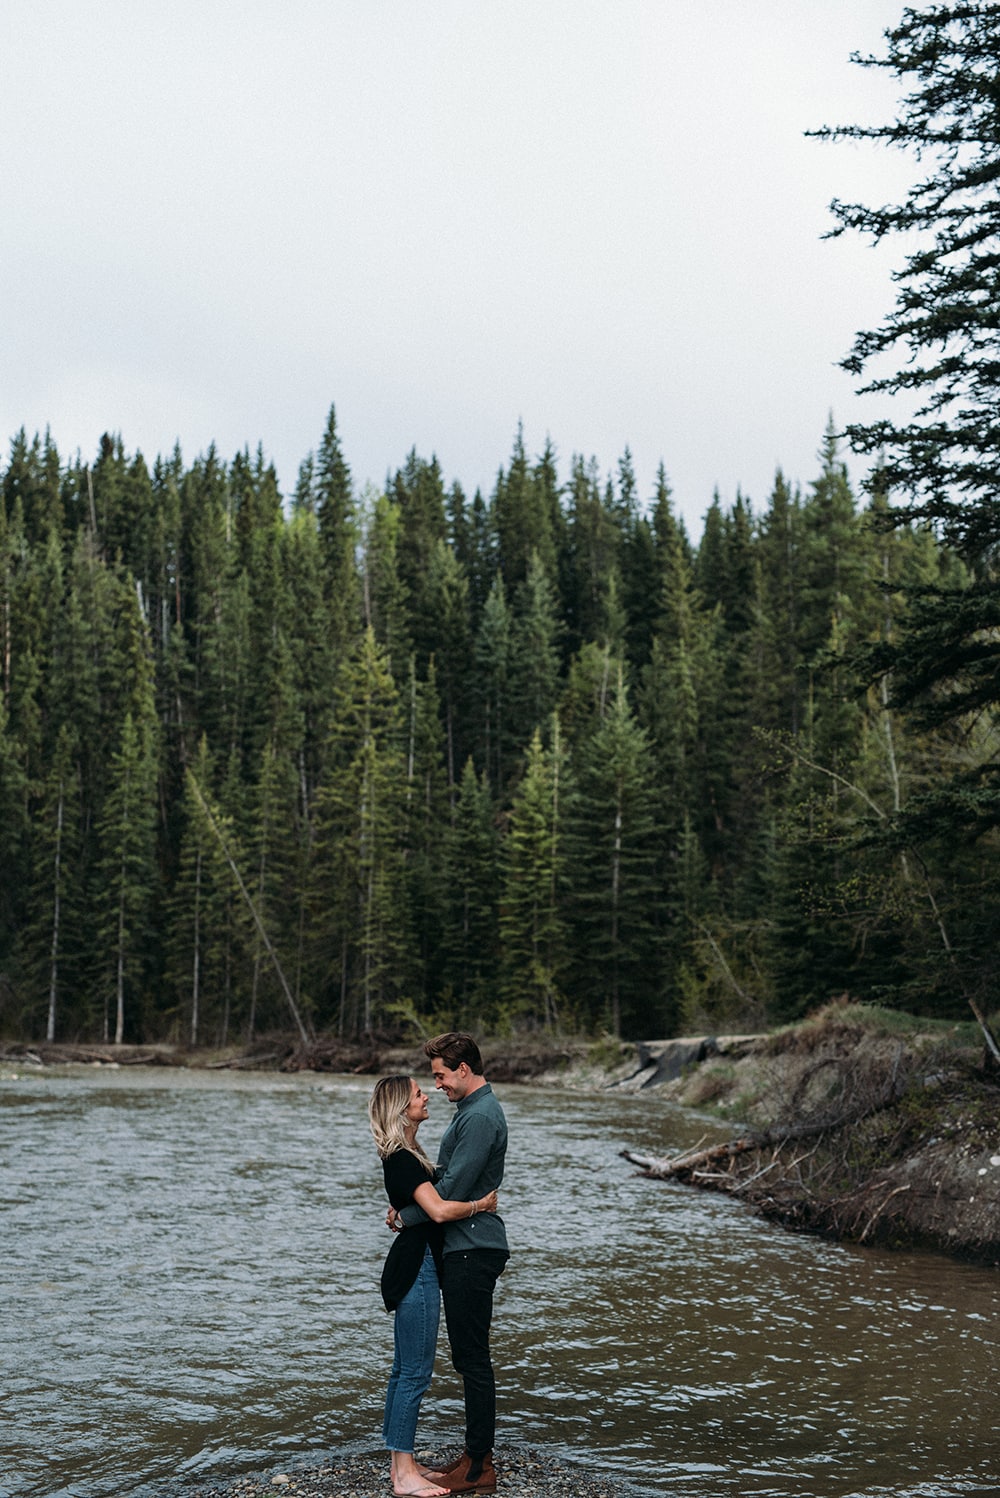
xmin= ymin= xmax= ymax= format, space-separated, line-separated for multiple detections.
xmin=621 ymin=1139 xmax=758 ymax=1180
xmin=621 ymin=1042 xmax=914 ymax=1185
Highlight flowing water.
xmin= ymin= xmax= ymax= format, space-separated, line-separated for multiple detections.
xmin=1 ymin=1063 xmax=997 ymax=1498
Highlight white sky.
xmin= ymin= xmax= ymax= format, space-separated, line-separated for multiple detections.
xmin=2 ymin=1 xmax=914 ymax=537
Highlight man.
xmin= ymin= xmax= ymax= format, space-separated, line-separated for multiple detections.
xmin=390 ymin=1032 xmax=509 ymax=1495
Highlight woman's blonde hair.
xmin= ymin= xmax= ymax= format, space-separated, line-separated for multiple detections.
xmin=368 ymin=1075 xmax=434 ymax=1173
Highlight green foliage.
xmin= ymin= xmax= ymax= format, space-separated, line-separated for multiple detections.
xmin=312 ymin=627 xmax=409 ymax=1035
xmin=2 ymin=373 xmax=998 ymax=1042
xmin=499 ymin=721 xmax=569 ymax=1029
xmin=563 ymin=671 xmax=659 ymax=1037
xmin=814 ymin=4 xmax=1000 ymax=856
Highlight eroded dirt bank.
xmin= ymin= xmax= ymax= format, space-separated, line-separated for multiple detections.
xmin=617 ymin=1009 xmax=1000 ymax=1267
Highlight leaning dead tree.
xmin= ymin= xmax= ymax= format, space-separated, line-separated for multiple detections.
xmin=186 ymin=771 xmax=312 ymax=1047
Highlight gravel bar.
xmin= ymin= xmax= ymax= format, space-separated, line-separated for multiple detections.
xmin=182 ymin=1445 xmax=655 ymax=1498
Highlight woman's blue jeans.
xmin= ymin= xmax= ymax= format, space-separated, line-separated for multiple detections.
xmin=382 ymin=1243 xmax=440 ymax=1453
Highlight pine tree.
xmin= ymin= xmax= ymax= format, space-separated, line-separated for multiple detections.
xmin=564 ymin=672 xmax=659 ymax=1036
xmin=493 ymin=426 xmax=561 ymax=590
xmin=813 ymin=5 xmax=1000 ymax=858
xmin=20 ymin=724 xmax=83 ymax=1040
xmin=312 ymin=627 xmax=408 ymax=1035
xmin=508 ymin=551 xmax=562 ymax=754
xmin=473 ymin=575 xmax=513 ymax=798
xmin=96 ymin=704 xmax=158 ymax=1043
xmin=314 ymin=404 xmax=359 ymax=646
xmin=441 ymin=758 xmax=501 ymax=1014
xmin=499 ymin=721 xmax=569 ymax=1029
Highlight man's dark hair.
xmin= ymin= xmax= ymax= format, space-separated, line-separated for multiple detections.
xmin=424 ymin=1031 xmax=484 ymax=1074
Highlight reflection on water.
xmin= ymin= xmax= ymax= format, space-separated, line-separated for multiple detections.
xmin=1 ymin=1065 xmax=997 ymax=1498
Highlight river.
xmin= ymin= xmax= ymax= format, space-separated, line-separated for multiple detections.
xmin=1 ymin=1063 xmax=997 ymax=1498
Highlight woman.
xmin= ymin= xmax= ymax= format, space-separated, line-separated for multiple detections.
xmin=369 ymin=1075 xmax=498 ymax=1498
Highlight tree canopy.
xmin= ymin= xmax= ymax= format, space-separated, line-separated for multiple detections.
xmin=0 ymin=395 xmax=990 ymax=1044
xmin=814 ymin=0 xmax=1000 ymax=1006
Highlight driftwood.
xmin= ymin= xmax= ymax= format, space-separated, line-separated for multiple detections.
xmin=0 ymin=1041 xmax=178 ymax=1066
xmin=619 ymin=1041 xmax=935 ymax=1248
xmin=621 ymin=1052 xmax=912 ymax=1184
xmin=622 ymin=1138 xmax=758 ymax=1181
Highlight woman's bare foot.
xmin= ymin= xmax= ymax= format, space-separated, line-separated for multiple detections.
xmin=391 ymin=1452 xmax=449 ymax=1496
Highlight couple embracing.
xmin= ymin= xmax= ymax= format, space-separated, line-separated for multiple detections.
xmin=368 ymin=1032 xmax=509 ymax=1497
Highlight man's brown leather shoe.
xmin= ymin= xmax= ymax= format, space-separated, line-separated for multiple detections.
xmin=419 ymin=1452 xmax=467 ymax=1481
xmin=441 ymin=1453 xmax=496 ymax=1493
xmin=422 ymin=1450 xmax=470 ymax=1474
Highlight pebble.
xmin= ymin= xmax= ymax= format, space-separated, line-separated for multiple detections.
xmin=184 ymin=1445 xmax=650 ymax=1498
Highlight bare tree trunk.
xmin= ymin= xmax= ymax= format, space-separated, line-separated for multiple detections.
xmin=115 ymin=874 xmax=126 ymax=1045
xmin=190 ymin=847 xmax=202 ymax=1046
xmin=547 ymin=714 xmax=561 ymax=1030
xmin=610 ymin=787 xmax=622 ymax=1039
xmin=47 ymin=784 xmax=65 ymax=1043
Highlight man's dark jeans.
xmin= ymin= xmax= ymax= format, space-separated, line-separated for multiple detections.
xmin=441 ymin=1248 xmax=508 ymax=1459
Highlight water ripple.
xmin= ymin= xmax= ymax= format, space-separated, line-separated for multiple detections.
xmin=0 ymin=1067 xmax=997 ymax=1498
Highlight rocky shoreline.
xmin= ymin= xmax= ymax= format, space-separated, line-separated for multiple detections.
xmin=180 ymin=1445 xmax=653 ymax=1498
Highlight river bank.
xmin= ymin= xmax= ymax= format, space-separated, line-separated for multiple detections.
xmin=3 ymin=1004 xmax=997 ymax=1265
xmin=614 ymin=1004 xmax=1000 ymax=1267
xmin=181 ymin=1443 xmax=652 ymax=1498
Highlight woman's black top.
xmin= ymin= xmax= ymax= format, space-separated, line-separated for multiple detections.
xmin=380 ymin=1149 xmax=444 ymax=1312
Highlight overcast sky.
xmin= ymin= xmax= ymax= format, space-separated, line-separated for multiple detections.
xmin=2 ymin=2 xmax=914 ymax=537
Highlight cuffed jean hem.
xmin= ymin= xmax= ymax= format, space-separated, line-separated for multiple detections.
xmin=382 ymin=1243 xmax=440 ymax=1453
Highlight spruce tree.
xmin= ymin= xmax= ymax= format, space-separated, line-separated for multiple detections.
xmin=441 ymin=758 xmax=500 ymax=1015
xmin=166 ymin=737 xmax=239 ymax=1045
xmin=312 ymin=627 xmax=408 ymax=1036
xmin=564 ymin=672 xmax=659 ymax=1036
xmin=399 ymin=656 xmax=450 ymax=1007
xmin=423 ymin=539 xmax=472 ymax=788
xmin=0 ymin=695 xmax=30 ymax=996
xmin=96 ymin=703 xmax=158 ymax=1044
xmin=499 ymin=721 xmax=569 ymax=1029
xmin=20 ymin=724 xmax=83 ymax=1040
xmin=814 ymin=4 xmax=1000 ymax=853
xmin=473 ymin=575 xmax=513 ymax=797
xmin=493 ymin=426 xmax=561 ymax=590
xmin=314 ymin=404 xmax=359 ymax=646
xmin=508 ymin=551 xmax=562 ymax=754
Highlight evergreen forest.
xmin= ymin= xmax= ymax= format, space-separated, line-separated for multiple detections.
xmin=7 ymin=5 xmax=1000 ymax=1049
xmin=1 ymin=408 xmax=995 ymax=1047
